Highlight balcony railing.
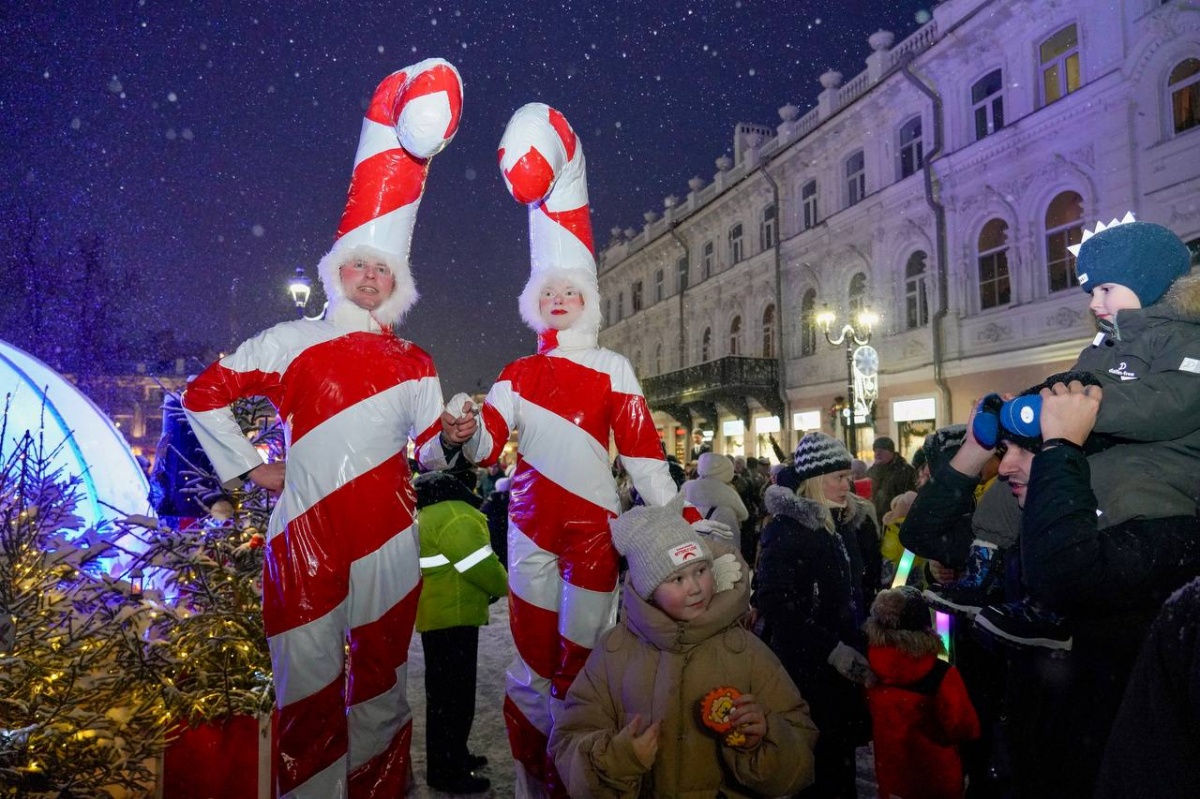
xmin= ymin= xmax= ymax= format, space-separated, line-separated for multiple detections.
xmin=641 ymin=356 xmax=783 ymax=427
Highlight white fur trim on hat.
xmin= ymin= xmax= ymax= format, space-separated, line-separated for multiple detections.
xmin=318 ymin=243 xmax=419 ymax=328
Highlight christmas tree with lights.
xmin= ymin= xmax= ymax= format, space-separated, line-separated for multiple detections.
xmin=0 ymin=395 xmax=280 ymax=796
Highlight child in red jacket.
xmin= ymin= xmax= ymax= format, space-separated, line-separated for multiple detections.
xmin=865 ymin=586 xmax=980 ymax=799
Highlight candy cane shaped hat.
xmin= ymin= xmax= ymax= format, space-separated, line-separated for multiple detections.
xmin=318 ymin=58 xmax=463 ymax=327
xmin=498 ymin=103 xmax=602 ymax=335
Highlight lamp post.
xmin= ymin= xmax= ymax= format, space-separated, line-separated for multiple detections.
xmin=816 ymin=305 xmax=877 ymax=453
xmin=287 ymin=267 xmax=311 ymax=317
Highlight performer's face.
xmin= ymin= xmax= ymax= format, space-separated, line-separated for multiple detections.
xmin=340 ymin=258 xmax=395 ymax=310
xmin=538 ymin=279 xmax=585 ymax=330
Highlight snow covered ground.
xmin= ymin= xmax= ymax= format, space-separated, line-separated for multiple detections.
xmin=404 ymin=599 xmax=879 ymax=797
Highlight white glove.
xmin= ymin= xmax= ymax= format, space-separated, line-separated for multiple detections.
xmin=692 ymin=518 xmax=734 ymax=541
xmin=827 ymin=642 xmax=877 ymax=687
xmin=712 ymin=553 xmax=743 ymax=593
xmin=444 ymin=392 xmax=478 ymax=419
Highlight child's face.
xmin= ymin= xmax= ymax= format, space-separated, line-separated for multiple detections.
xmin=651 ymin=560 xmax=715 ymax=622
xmin=538 ymin=278 xmax=585 ymax=330
xmin=1089 ymin=283 xmax=1141 ymax=323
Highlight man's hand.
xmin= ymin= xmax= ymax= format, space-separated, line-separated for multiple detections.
xmin=1039 ymin=380 xmax=1102 ymax=445
xmin=248 ymin=462 xmax=285 ymax=493
xmin=950 ymin=395 xmax=1003 ymax=477
xmin=618 ymin=714 xmax=660 ymax=769
xmin=728 ymin=694 xmax=767 ymax=750
xmin=440 ymin=398 xmax=478 ymax=445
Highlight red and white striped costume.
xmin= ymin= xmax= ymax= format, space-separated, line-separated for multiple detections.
xmin=184 ymin=59 xmax=462 ymax=799
xmin=473 ymin=103 xmax=695 ymax=798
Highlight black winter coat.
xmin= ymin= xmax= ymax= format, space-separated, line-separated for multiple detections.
xmin=901 ymin=447 xmax=1200 ymax=798
xmin=752 ymin=485 xmax=879 ymax=745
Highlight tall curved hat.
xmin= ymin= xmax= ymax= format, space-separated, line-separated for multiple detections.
xmin=318 ymin=58 xmax=463 ymax=327
xmin=497 ymin=103 xmax=601 ymax=335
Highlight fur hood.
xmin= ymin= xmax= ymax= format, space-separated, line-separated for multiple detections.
xmin=518 ymin=265 xmax=603 ymax=337
xmin=317 ymin=243 xmax=418 ymax=330
xmin=763 ymin=484 xmax=870 ymax=531
xmin=1109 ymin=266 xmax=1200 ymax=340
xmin=682 ymin=477 xmax=749 ymax=522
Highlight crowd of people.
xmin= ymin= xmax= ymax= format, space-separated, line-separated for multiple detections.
xmin=168 ymin=58 xmax=1199 ymax=799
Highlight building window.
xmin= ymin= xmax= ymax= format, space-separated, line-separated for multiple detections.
xmin=654 ymin=269 xmax=664 ymax=302
xmin=800 ymin=289 xmax=817 ymax=356
xmin=604 ymin=298 xmax=611 ymax=326
xmin=848 ymin=272 xmax=868 ymax=317
xmin=1169 ymin=58 xmax=1200 ymax=135
xmin=1040 ymin=24 xmax=1080 ymax=105
xmin=677 ymin=255 xmax=690 ymax=291
xmin=762 ymin=304 xmax=776 ymax=358
xmin=760 ymin=204 xmax=777 ymax=251
xmin=978 ymin=218 xmax=1012 ymax=310
xmin=1045 ymin=191 xmax=1084 ymax=293
xmin=905 ymin=251 xmax=929 ymax=329
xmin=729 ymin=315 xmax=742 ymax=356
xmin=701 ymin=327 xmax=712 ymax=362
xmin=898 ymin=117 xmax=924 ymax=178
xmin=631 ymin=280 xmax=643 ymax=313
xmin=802 ymin=180 xmax=819 ymax=230
xmin=655 ymin=343 xmax=663 ymax=374
xmin=703 ymin=240 xmax=715 ymax=279
xmin=845 ymin=150 xmax=866 ymax=207
xmin=972 ymin=69 xmax=1005 ymax=140
xmin=617 ymin=291 xmax=625 ymax=320
xmin=729 ymin=223 xmax=744 ymax=264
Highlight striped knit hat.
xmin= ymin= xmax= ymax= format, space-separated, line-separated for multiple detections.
xmin=792 ymin=432 xmax=852 ymax=483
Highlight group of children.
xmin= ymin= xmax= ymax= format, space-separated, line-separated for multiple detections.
xmin=546 ymin=216 xmax=1196 ymax=799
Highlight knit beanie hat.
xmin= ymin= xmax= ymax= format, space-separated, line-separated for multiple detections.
xmin=872 ymin=436 xmax=897 ymax=453
xmin=610 ymin=493 xmax=711 ymax=599
xmin=696 ymin=452 xmax=735 ymax=484
xmin=922 ymin=424 xmax=967 ymax=475
xmin=999 ymin=370 xmax=1103 ymax=452
xmin=1073 ymin=220 xmax=1191 ymax=306
xmin=774 ymin=465 xmax=802 ymax=492
xmin=792 ymin=432 xmax=853 ymax=483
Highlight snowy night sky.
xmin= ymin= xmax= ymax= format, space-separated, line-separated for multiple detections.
xmin=3 ymin=0 xmax=932 ymax=392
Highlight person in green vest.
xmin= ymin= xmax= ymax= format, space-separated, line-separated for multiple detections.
xmin=413 ymin=470 xmax=509 ymax=794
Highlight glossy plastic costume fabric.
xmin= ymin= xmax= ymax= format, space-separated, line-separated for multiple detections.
xmin=183 ymin=59 xmax=462 ymax=799
xmin=474 ymin=103 xmax=694 ymax=798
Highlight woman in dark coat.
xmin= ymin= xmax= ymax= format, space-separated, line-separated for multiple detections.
xmin=753 ymin=432 xmax=880 ymax=799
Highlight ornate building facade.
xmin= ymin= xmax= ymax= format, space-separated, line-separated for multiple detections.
xmin=597 ymin=0 xmax=1200 ymax=463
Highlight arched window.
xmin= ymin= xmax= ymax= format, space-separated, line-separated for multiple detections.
xmin=655 ymin=343 xmax=663 ymax=374
xmin=972 ymin=69 xmax=1005 ymax=140
xmin=848 ymin=272 xmax=869 ymax=317
xmin=1045 ymin=191 xmax=1084 ymax=292
xmin=701 ymin=327 xmax=712 ymax=362
xmin=728 ymin=223 xmax=744 ymax=264
xmin=1169 ymin=58 xmax=1200 ymax=135
xmin=762 ymin=304 xmax=776 ymax=358
xmin=898 ymin=116 xmax=924 ymax=178
xmin=729 ymin=315 xmax=742 ymax=356
xmin=905 ymin=251 xmax=929 ymax=329
xmin=801 ymin=289 xmax=818 ymax=357
xmin=978 ymin=219 xmax=1012 ymax=309
xmin=845 ymin=150 xmax=866 ymax=207
xmin=760 ymin=205 xmax=777 ymax=251
xmin=801 ymin=180 xmax=819 ymax=230
xmin=1040 ymin=23 xmax=1080 ymax=106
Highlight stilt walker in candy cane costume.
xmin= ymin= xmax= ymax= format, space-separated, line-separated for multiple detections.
xmin=182 ymin=59 xmax=470 ymax=799
xmin=454 ymin=103 xmax=713 ymax=798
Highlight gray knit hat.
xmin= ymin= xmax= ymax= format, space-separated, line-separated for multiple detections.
xmin=610 ymin=493 xmax=711 ymax=599
xmin=792 ymin=432 xmax=853 ymax=483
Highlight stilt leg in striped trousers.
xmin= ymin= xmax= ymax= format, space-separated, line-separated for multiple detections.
xmin=265 ymin=520 xmax=421 ymax=798
xmin=503 ymin=519 xmax=620 ymax=798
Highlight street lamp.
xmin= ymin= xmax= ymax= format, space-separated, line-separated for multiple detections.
xmin=817 ymin=305 xmax=878 ymax=453
xmin=287 ymin=267 xmax=311 ymax=316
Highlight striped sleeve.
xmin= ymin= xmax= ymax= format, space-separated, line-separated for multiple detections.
xmin=465 ymin=375 xmax=517 ymax=467
xmin=609 ymin=355 xmax=680 ymax=509
xmin=182 ymin=327 xmax=288 ymax=486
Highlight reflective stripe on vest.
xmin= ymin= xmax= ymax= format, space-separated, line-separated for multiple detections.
xmin=419 ymin=545 xmax=494 ymax=573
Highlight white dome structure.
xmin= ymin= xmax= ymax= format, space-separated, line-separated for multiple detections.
xmin=1 ymin=338 xmax=151 ymax=532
